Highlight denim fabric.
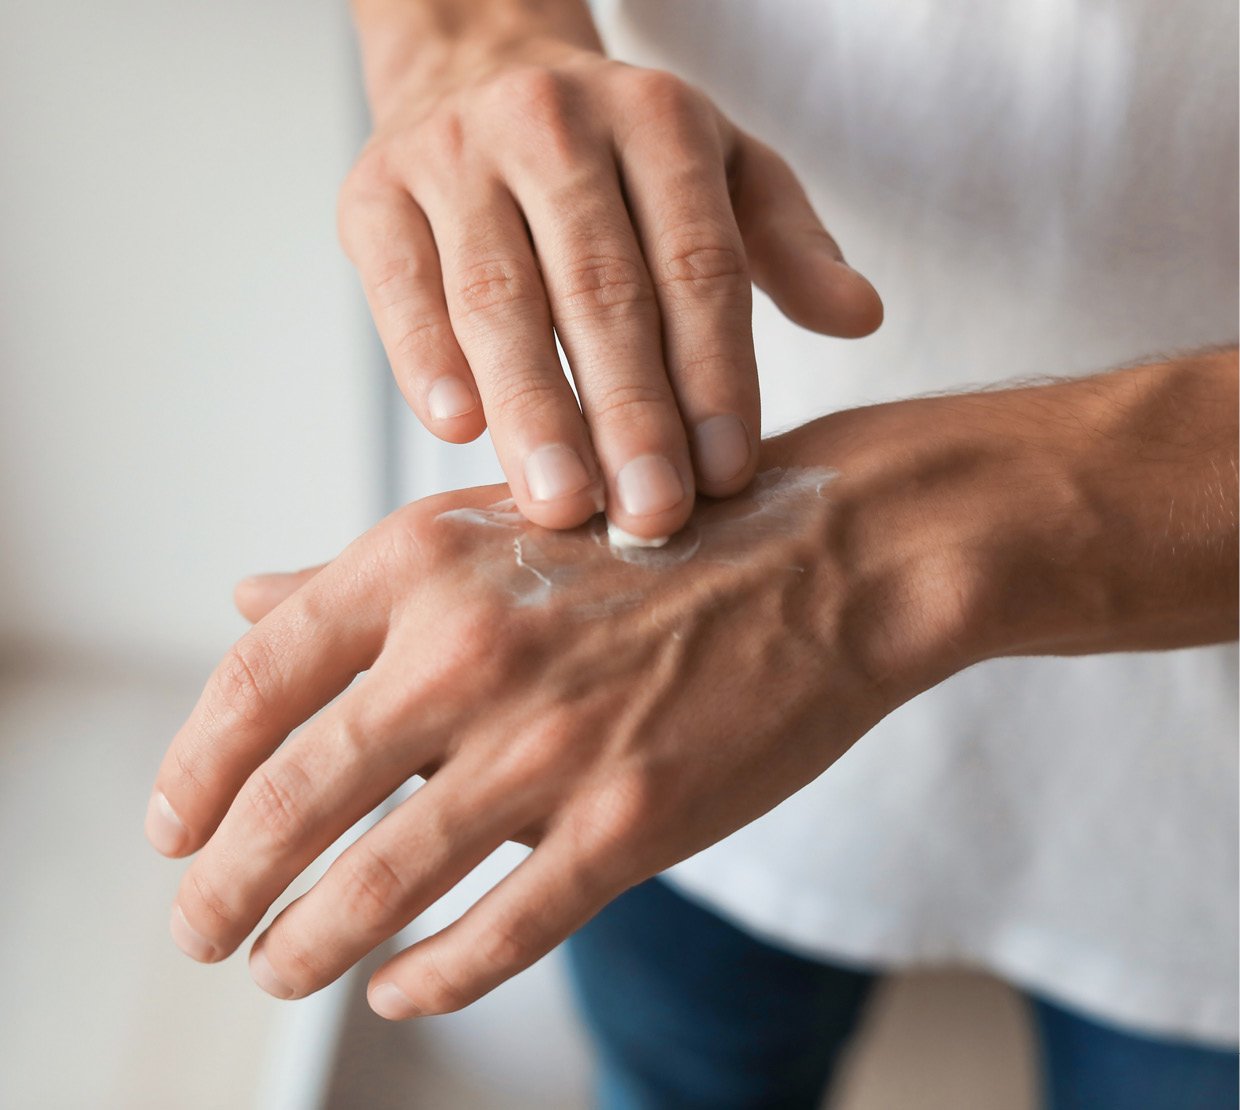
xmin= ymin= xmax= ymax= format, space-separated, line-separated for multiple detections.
xmin=565 ymin=878 xmax=1238 ymax=1110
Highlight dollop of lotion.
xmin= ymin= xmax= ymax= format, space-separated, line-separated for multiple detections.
xmin=606 ymin=522 xmax=670 ymax=550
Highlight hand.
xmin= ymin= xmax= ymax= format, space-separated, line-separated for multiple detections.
xmin=144 ymin=417 xmax=953 ymax=1019
xmin=144 ymin=351 xmax=1236 ymax=1018
xmin=340 ymin=23 xmax=883 ymax=541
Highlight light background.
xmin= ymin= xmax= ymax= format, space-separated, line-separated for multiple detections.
xmin=1 ymin=1 xmax=1038 ymax=1106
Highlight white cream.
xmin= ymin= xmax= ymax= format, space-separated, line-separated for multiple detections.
xmin=433 ymin=466 xmax=838 ymax=610
xmin=606 ymin=522 xmax=670 ymax=550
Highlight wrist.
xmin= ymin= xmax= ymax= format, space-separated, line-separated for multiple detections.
xmin=763 ymin=410 xmax=994 ymax=699
xmin=775 ymin=350 xmax=1238 ymax=693
xmin=350 ymin=0 xmax=602 ymax=123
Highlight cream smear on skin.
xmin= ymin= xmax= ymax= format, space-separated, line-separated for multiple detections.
xmin=606 ymin=523 xmax=671 ymax=550
xmin=435 ymin=466 xmax=838 ymax=611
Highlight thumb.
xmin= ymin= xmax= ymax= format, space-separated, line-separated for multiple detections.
xmin=233 ymin=564 xmax=326 ymax=624
xmin=730 ymin=132 xmax=883 ymax=338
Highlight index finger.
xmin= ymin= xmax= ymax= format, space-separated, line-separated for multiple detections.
xmin=144 ymin=562 xmax=388 ymax=858
xmin=338 ymin=181 xmax=486 ymax=445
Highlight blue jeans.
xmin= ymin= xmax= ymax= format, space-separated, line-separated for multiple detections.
xmin=563 ymin=878 xmax=1239 ymax=1110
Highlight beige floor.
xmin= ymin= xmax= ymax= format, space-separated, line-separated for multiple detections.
xmin=0 ymin=649 xmax=283 ymax=1110
xmin=1 ymin=650 xmax=1037 ymax=1110
xmin=320 ymin=941 xmax=1037 ymax=1110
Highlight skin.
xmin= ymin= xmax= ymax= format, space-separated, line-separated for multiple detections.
xmin=145 ymin=350 xmax=1238 ymax=1019
xmin=339 ymin=0 xmax=883 ymax=541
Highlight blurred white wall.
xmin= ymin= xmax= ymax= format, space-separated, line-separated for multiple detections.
xmin=0 ymin=3 xmax=385 ymax=1106
xmin=0 ymin=0 xmax=376 ymax=665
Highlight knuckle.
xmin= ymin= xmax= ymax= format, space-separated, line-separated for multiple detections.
xmin=451 ymin=602 xmax=519 ymax=677
xmin=242 ymin=760 xmax=312 ymax=849
xmin=511 ymin=714 xmax=578 ymax=778
xmin=589 ymin=379 xmax=677 ymax=424
xmin=666 ymin=346 xmax=744 ymax=389
xmin=418 ymin=951 xmax=473 ymax=1014
xmin=328 ymin=713 xmax=375 ymax=770
xmin=557 ymin=253 xmax=655 ymax=320
xmin=188 ymin=868 xmax=236 ymax=932
xmin=453 ymin=605 xmax=500 ymax=657
xmin=626 ymin=68 xmax=696 ymax=116
xmin=274 ymin=934 xmax=326 ymax=991
xmin=368 ymin=264 xmax=454 ymax=361
xmin=388 ymin=500 xmax=433 ymax=552
xmin=171 ymin=739 xmax=213 ymax=797
xmin=212 ymin=638 xmax=277 ymax=726
xmin=485 ymin=372 xmax=567 ymax=424
xmin=454 ymin=257 xmax=543 ymax=320
xmin=338 ymin=844 xmax=408 ymax=929
xmin=339 ymin=146 xmax=391 ymax=205
xmin=413 ymin=111 xmax=467 ymax=167
xmin=796 ymin=223 xmax=841 ymax=256
xmin=370 ymin=283 xmax=452 ymax=367
xmin=390 ymin=313 xmax=450 ymax=365
xmin=373 ymin=501 xmax=433 ymax=575
xmin=496 ymin=67 xmax=571 ymax=127
xmin=657 ymin=233 xmax=748 ymax=298
xmin=337 ymin=154 xmax=393 ymax=256
xmin=486 ymin=68 xmax=592 ymax=170
xmin=575 ymin=773 xmax=654 ymax=857
xmin=336 ymin=195 xmax=363 ymax=260
xmin=473 ymin=913 xmax=534 ymax=977
xmin=405 ymin=602 xmax=516 ymax=709
xmin=367 ymin=254 xmax=434 ymax=307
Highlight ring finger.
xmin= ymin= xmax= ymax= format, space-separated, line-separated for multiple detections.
xmin=617 ymin=93 xmax=760 ymax=498
xmin=247 ymin=742 xmax=541 ymax=1000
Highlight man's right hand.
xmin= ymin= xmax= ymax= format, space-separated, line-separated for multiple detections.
xmin=341 ymin=0 xmax=883 ymax=541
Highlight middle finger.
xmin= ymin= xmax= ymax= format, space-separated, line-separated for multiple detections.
xmin=512 ymin=160 xmax=697 ymax=541
xmin=246 ymin=738 xmax=543 ymax=1000
xmin=417 ymin=176 xmax=606 ymax=531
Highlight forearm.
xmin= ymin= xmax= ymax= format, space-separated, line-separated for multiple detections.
xmin=349 ymin=0 xmax=601 ymax=118
xmin=980 ymin=349 xmax=1238 ymax=657
xmin=774 ymin=349 xmax=1239 ymax=689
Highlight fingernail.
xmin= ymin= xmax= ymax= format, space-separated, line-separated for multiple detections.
xmin=616 ymin=455 xmax=685 ymax=517
xmin=170 ymin=903 xmax=219 ymax=963
xmin=145 ymin=790 xmax=187 ymax=855
xmin=693 ymin=414 xmax=751 ymax=484
xmin=369 ymin=981 xmax=419 ymax=1020
xmin=426 ymin=376 xmax=477 ymax=421
xmin=250 ymin=946 xmax=295 ymax=999
xmin=607 ymin=521 xmax=669 ymax=549
xmin=524 ymin=444 xmax=592 ymax=502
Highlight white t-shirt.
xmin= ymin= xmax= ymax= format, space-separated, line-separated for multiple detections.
xmin=398 ymin=0 xmax=1239 ymax=1045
